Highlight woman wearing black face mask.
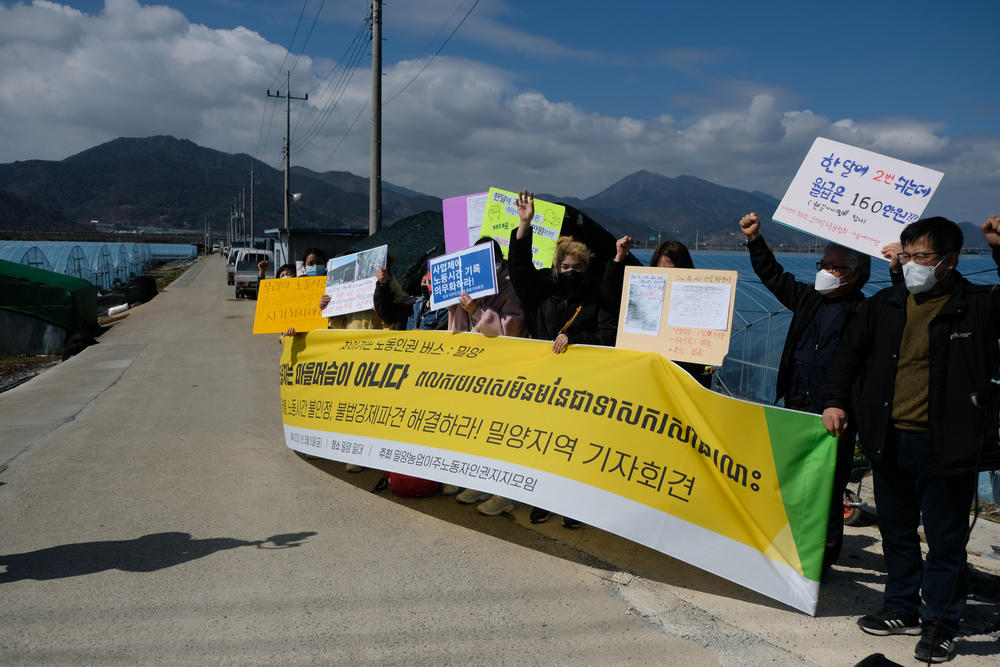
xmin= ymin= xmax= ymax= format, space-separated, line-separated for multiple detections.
xmin=507 ymin=190 xmax=617 ymax=355
xmin=507 ymin=190 xmax=618 ymax=528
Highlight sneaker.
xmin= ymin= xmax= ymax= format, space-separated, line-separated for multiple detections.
xmin=857 ymin=607 xmax=921 ymax=636
xmin=478 ymin=495 xmax=514 ymax=516
xmin=914 ymin=625 xmax=956 ymax=663
xmin=345 ymin=464 xmax=364 ymax=473
xmin=562 ymin=517 xmax=583 ymax=529
xmin=441 ymin=484 xmax=461 ymax=496
xmin=456 ymin=488 xmax=491 ymax=504
xmin=529 ymin=507 xmax=551 ymax=524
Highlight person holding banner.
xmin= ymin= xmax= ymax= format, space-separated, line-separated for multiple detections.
xmin=372 ymin=261 xmax=448 ymax=331
xmin=822 ymin=215 xmax=1000 ymax=664
xmin=510 ymin=190 xmax=617 ymax=527
xmin=739 ymin=211 xmax=874 ymax=573
xmin=447 ymin=237 xmax=526 ymax=515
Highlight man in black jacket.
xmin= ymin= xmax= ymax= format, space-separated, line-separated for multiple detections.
xmin=739 ymin=211 xmax=877 ymax=573
xmin=822 ymin=215 xmax=1000 ymax=663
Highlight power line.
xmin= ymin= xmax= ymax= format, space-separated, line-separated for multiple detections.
xmin=290 ymin=16 xmax=371 ymax=154
xmin=382 ymin=0 xmax=480 ymax=107
xmin=288 ymin=0 xmax=327 ymax=79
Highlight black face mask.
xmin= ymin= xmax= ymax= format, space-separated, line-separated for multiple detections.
xmin=420 ymin=285 xmax=431 ymax=299
xmin=557 ymin=270 xmax=585 ymax=291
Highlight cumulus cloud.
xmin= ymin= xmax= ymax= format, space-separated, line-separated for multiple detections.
xmin=0 ymin=0 xmax=995 ymax=222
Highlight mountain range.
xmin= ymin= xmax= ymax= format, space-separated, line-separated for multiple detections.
xmin=0 ymin=135 xmax=985 ymax=249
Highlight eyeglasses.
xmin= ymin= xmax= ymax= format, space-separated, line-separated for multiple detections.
xmin=896 ymin=251 xmax=941 ymax=265
xmin=816 ymin=261 xmax=852 ymax=274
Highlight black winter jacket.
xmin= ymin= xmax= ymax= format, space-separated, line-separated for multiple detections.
xmin=823 ymin=263 xmax=1000 ymax=472
xmin=507 ymin=227 xmax=616 ymax=346
xmin=747 ymin=235 xmax=867 ymax=404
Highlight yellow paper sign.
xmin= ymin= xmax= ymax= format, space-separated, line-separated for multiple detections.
xmin=252 ymin=276 xmax=328 ymax=334
xmin=478 ymin=187 xmax=565 ymax=269
xmin=615 ymin=267 xmax=738 ymax=366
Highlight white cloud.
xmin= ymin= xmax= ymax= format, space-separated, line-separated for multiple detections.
xmin=0 ymin=1 xmax=995 ymax=223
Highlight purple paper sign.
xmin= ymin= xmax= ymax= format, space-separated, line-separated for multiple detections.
xmin=443 ymin=192 xmax=489 ymax=253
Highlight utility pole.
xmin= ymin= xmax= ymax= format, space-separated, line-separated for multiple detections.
xmin=369 ymin=0 xmax=382 ymax=235
xmin=249 ymin=163 xmax=254 ymax=248
xmin=267 ymin=71 xmax=308 ymax=229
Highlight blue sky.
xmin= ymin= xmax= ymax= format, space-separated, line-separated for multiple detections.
xmin=1 ymin=0 xmax=997 ymax=222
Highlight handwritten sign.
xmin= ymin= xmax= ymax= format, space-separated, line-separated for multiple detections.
xmin=615 ymin=267 xmax=738 ymax=366
xmin=428 ymin=244 xmax=498 ymax=310
xmin=623 ymin=273 xmax=667 ymax=336
xmin=252 ymin=276 xmax=328 ymax=334
xmin=774 ymin=137 xmax=944 ymax=258
xmin=320 ymin=245 xmax=388 ymax=318
xmin=442 ymin=192 xmax=489 ymax=253
xmin=478 ymin=187 xmax=565 ymax=269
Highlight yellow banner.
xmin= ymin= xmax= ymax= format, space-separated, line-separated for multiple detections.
xmin=279 ymin=329 xmax=835 ymax=613
xmin=253 ymin=276 xmax=328 ymax=334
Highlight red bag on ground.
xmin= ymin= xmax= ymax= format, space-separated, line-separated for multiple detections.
xmin=374 ymin=471 xmax=440 ymax=498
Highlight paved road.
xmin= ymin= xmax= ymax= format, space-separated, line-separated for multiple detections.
xmin=2 ymin=255 xmax=998 ymax=665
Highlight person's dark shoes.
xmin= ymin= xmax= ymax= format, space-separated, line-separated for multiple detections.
xmin=857 ymin=607 xmax=921 ymax=636
xmin=914 ymin=624 xmax=956 ymax=663
xmin=561 ymin=517 xmax=582 ymax=529
xmin=529 ymin=507 xmax=551 ymax=524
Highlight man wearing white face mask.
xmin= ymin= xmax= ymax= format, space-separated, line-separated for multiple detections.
xmin=739 ymin=211 xmax=883 ymax=573
xmin=822 ymin=215 xmax=1000 ymax=663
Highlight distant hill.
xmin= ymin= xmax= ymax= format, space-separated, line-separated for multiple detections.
xmin=0 ymin=136 xmax=982 ymax=251
xmin=0 ymin=136 xmax=442 ymax=233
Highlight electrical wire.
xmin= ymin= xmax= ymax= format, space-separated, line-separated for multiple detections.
xmin=382 ymin=0 xmax=480 ymax=107
xmin=253 ymin=0 xmax=311 ymax=163
xmin=290 ymin=16 xmax=371 ymax=155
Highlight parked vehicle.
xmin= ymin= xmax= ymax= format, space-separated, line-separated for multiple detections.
xmin=233 ymin=248 xmax=272 ymax=299
xmin=226 ymin=246 xmax=245 ymax=285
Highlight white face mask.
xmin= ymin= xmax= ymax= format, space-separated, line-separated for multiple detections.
xmin=902 ymin=258 xmax=945 ymax=294
xmin=814 ymin=269 xmax=844 ymax=295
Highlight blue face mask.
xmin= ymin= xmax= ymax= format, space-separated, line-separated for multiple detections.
xmin=304 ymin=264 xmax=326 ymax=277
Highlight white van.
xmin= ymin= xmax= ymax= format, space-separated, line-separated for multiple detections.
xmin=233 ymin=248 xmax=273 ymax=299
xmin=226 ymin=246 xmax=246 ymax=285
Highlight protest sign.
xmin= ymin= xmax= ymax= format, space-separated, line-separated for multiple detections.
xmin=774 ymin=137 xmax=944 ymax=257
xmin=320 ymin=245 xmax=388 ymax=318
xmin=280 ymin=329 xmax=837 ymax=614
xmin=615 ymin=267 xmax=738 ymax=366
xmin=427 ymin=245 xmax=498 ymax=310
xmin=478 ymin=188 xmax=565 ymax=269
xmin=252 ymin=276 xmax=328 ymax=334
xmin=442 ymin=192 xmax=489 ymax=253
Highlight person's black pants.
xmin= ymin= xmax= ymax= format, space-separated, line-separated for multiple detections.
xmin=872 ymin=430 xmax=977 ymax=632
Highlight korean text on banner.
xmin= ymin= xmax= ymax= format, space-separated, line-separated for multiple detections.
xmin=252 ymin=276 xmax=328 ymax=334
xmin=320 ymin=245 xmax=388 ymax=318
xmin=428 ymin=245 xmax=499 ymax=310
xmin=478 ymin=188 xmax=565 ymax=269
xmin=774 ymin=137 xmax=944 ymax=258
xmin=443 ymin=192 xmax=489 ymax=253
xmin=279 ymin=329 xmax=836 ymax=614
xmin=615 ymin=267 xmax=738 ymax=366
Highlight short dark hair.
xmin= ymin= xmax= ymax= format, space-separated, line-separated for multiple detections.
xmin=301 ymin=247 xmax=328 ymax=265
xmin=823 ymin=243 xmax=871 ymax=287
xmin=650 ymin=240 xmax=694 ymax=269
xmin=276 ymin=263 xmax=296 ymax=277
xmin=900 ymin=217 xmax=963 ymax=255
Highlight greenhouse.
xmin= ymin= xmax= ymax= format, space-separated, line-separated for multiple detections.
xmin=0 ymin=242 xmax=52 ymax=272
xmin=77 ymin=243 xmax=115 ymax=291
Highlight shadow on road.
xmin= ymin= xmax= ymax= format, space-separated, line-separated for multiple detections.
xmin=0 ymin=531 xmax=316 ymax=583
